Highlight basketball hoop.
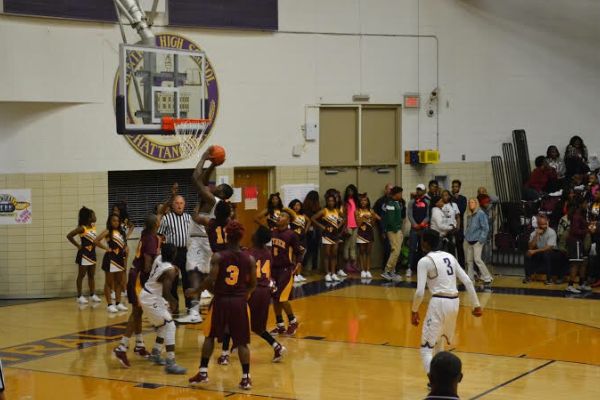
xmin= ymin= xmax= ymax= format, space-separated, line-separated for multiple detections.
xmin=162 ymin=117 xmax=211 ymax=159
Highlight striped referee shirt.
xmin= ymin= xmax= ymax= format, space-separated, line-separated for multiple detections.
xmin=158 ymin=212 xmax=191 ymax=248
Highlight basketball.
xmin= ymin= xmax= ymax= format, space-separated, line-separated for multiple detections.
xmin=209 ymin=145 xmax=226 ymax=165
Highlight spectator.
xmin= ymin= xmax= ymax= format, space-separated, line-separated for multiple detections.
xmin=381 ymin=186 xmax=405 ymax=282
xmin=546 ymin=145 xmax=566 ymax=180
xmin=373 ymin=184 xmax=393 ymax=266
xmin=523 ymin=214 xmax=560 ymax=285
xmin=523 ymin=156 xmax=558 ymax=200
xmin=566 ymin=198 xmax=591 ymax=293
xmin=477 ymin=187 xmax=498 ymax=263
xmin=407 ymin=184 xmax=430 ymax=274
xmin=157 ymin=195 xmax=191 ymax=314
xmin=430 ymin=195 xmax=455 ymax=252
xmin=463 ymin=198 xmax=493 ymax=285
xmin=441 ymin=189 xmax=461 ymax=256
xmin=426 ymin=351 xmax=463 ymax=400
xmin=564 ymin=135 xmax=589 ymax=178
xmin=302 ymin=190 xmax=322 ymax=273
xmin=451 ymin=180 xmax=467 ymax=266
xmin=587 ymin=173 xmax=599 ymax=201
xmin=425 ymin=180 xmax=440 ymax=201
xmin=342 ymin=184 xmax=359 ymax=273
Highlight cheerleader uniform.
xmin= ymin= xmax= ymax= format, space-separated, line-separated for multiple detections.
xmin=76 ymin=225 xmax=97 ymax=266
xmin=102 ymin=230 xmax=127 ymax=273
xmin=267 ymin=209 xmax=282 ymax=231
xmin=291 ymin=214 xmax=308 ymax=256
xmin=321 ymin=208 xmax=343 ymax=245
xmin=356 ymin=209 xmax=375 ymax=244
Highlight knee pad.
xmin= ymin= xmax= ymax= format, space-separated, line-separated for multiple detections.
xmin=165 ymin=321 xmax=176 ymax=346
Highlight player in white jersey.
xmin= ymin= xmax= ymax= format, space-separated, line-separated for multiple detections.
xmin=411 ymin=229 xmax=482 ymax=376
xmin=178 ymin=148 xmax=233 ymax=324
xmin=139 ymin=244 xmax=186 ymax=374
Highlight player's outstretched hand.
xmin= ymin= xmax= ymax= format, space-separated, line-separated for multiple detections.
xmin=472 ymin=307 xmax=483 ymax=317
xmin=411 ymin=311 xmax=420 ymax=326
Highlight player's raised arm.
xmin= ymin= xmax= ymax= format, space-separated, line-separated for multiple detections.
xmin=456 ymin=264 xmax=482 ymax=315
xmin=192 ymin=149 xmax=217 ymax=208
xmin=192 ymin=204 xmax=211 ymax=227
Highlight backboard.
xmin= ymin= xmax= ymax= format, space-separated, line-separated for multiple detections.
xmin=116 ymin=43 xmax=207 ymax=134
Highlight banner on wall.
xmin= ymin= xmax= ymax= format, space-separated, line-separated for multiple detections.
xmin=0 ymin=189 xmax=32 ymax=225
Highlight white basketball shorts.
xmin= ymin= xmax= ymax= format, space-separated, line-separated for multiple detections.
xmin=421 ymin=296 xmax=460 ymax=348
xmin=139 ymin=291 xmax=172 ymax=327
xmin=186 ymin=237 xmax=212 ymax=274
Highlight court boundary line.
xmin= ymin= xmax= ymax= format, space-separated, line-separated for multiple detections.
xmin=321 ymin=289 xmax=600 ymax=331
xmin=468 ymin=360 xmax=555 ymax=399
xmin=8 ymin=365 xmax=298 ymax=400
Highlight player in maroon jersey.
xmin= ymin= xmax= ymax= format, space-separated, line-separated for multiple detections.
xmin=205 ymin=201 xmax=233 ymax=253
xmin=269 ymin=209 xmax=303 ymax=336
xmin=188 ymin=221 xmax=257 ymax=390
xmin=113 ymin=214 xmax=160 ymax=367
xmin=217 ymin=226 xmax=287 ymax=365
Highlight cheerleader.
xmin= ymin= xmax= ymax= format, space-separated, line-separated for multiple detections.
xmin=66 ymin=207 xmax=101 ymax=304
xmin=255 ymin=193 xmax=283 ymax=231
xmin=355 ymin=194 xmax=381 ymax=279
xmin=289 ymin=199 xmax=310 ymax=282
xmin=311 ymin=193 xmax=345 ymax=282
xmin=95 ymin=214 xmax=128 ymax=313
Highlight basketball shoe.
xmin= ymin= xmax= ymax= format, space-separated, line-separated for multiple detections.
xmin=189 ymin=370 xmax=209 ymax=385
xmin=113 ymin=347 xmax=130 ymax=368
xmin=239 ymin=375 xmax=252 ymax=390
xmin=272 ymin=343 xmax=287 ymax=362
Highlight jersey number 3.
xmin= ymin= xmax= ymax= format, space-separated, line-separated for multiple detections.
xmin=225 ymin=265 xmax=239 ymax=286
xmin=443 ymin=257 xmax=454 ymax=275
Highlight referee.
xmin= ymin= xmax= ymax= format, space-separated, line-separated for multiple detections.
xmin=157 ymin=194 xmax=191 ymax=315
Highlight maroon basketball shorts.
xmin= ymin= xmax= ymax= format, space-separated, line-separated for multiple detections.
xmin=248 ymin=285 xmax=271 ymax=333
xmin=208 ymin=296 xmax=250 ymax=347
xmin=272 ymin=267 xmax=294 ymax=302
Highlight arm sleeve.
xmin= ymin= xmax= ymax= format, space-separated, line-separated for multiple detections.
xmin=407 ymin=200 xmax=416 ymax=225
xmin=456 ymin=265 xmax=481 ymax=308
xmin=411 ymin=258 xmax=429 ymax=312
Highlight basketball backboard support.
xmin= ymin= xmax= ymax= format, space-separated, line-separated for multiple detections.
xmin=116 ymin=43 xmax=207 ymax=134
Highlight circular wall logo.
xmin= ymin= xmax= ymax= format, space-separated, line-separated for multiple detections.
xmin=114 ymin=33 xmax=219 ymax=162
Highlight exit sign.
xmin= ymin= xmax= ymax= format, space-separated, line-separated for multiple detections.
xmin=404 ymin=94 xmax=420 ymax=108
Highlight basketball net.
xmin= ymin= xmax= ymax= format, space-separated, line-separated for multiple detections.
xmin=167 ymin=119 xmax=210 ymax=159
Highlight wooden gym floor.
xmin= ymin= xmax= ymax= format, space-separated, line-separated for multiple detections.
xmin=1 ymin=275 xmax=599 ymax=399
